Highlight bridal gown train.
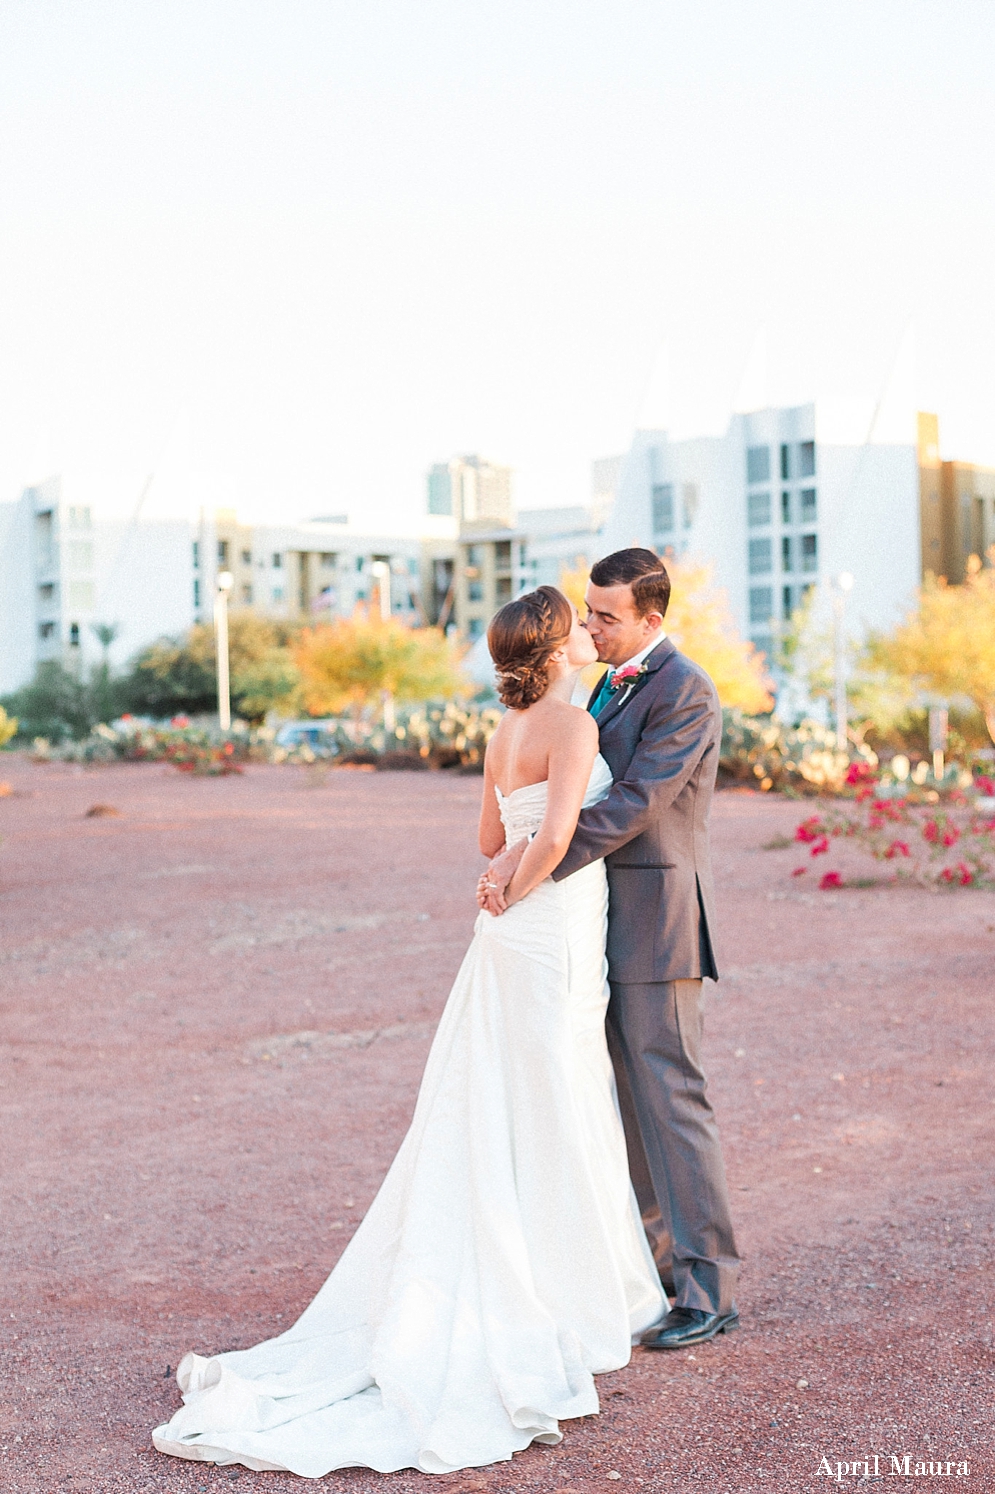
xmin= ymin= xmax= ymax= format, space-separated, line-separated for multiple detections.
xmin=152 ymin=754 xmax=665 ymax=1477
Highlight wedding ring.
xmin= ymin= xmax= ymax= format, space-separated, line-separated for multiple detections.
xmin=484 ymin=881 xmax=498 ymax=890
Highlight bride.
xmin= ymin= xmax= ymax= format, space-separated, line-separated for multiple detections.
xmin=152 ymin=585 xmax=665 ymax=1478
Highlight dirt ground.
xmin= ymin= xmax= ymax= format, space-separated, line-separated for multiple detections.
xmin=1 ymin=759 xmax=992 ymax=1494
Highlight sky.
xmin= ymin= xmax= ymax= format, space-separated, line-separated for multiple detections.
xmin=1 ymin=0 xmax=994 ymax=528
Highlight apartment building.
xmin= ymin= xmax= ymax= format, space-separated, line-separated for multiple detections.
xmin=0 ymin=478 xmax=458 ymax=694
xmin=594 ymin=403 xmax=980 ymax=660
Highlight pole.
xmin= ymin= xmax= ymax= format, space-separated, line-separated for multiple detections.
xmin=371 ymin=560 xmax=392 ymax=622
xmin=215 ymin=571 xmax=234 ymax=731
xmin=833 ymin=572 xmax=854 ymax=751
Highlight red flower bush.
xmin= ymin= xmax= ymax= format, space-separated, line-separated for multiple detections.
xmin=790 ymin=771 xmax=995 ymax=889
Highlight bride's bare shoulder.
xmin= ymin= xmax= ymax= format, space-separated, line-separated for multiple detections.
xmin=549 ymin=699 xmax=599 ymax=747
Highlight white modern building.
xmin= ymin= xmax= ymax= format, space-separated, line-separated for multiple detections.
xmin=0 ymin=474 xmax=458 ymax=695
xmin=596 ymin=402 xmax=934 ymax=659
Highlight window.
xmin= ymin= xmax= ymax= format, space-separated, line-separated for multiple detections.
xmin=193 ymin=578 xmax=201 ymax=608
xmin=748 ymin=492 xmax=771 ymax=527
xmin=242 ymin=584 xmax=253 ymax=604
xmin=68 ymin=540 xmax=93 ymax=569
xmin=39 ymin=621 xmax=56 ymax=640
xmin=355 ymin=555 xmax=364 ymax=572
xmin=781 ymin=536 xmax=793 ymax=573
xmin=495 ymin=540 xmax=511 ymax=566
xmin=468 ymin=617 xmax=483 ymax=640
xmin=782 ymin=585 xmax=794 ymax=620
xmin=465 ymin=544 xmax=482 ymax=567
xmin=781 ymin=490 xmax=792 ymax=525
xmin=800 ymin=488 xmax=817 ymax=522
xmin=38 ymin=582 xmax=55 ymax=602
xmin=468 ymin=581 xmax=484 ymax=602
xmin=652 ymin=484 xmax=674 ymax=533
xmin=272 ymin=552 xmax=283 ymax=569
xmin=746 ymin=447 xmax=770 ymax=485
xmin=192 ymin=540 xmax=200 ymax=570
xmin=749 ymin=587 xmax=774 ymax=625
xmin=751 ymin=635 xmax=773 ymax=661
xmin=218 ymin=540 xmax=229 ymax=565
xmin=683 ymin=482 xmax=699 ymax=528
xmin=272 ymin=586 xmax=284 ymax=602
xmin=748 ymin=537 xmax=773 ymax=575
xmin=241 ymin=549 xmax=252 ymax=566
xmin=780 ymin=444 xmax=791 ymax=481
xmin=69 ymin=623 xmax=80 ymax=646
xmin=320 ymin=552 xmax=337 ymax=569
xmin=801 ymin=533 xmax=818 ymax=572
xmin=496 ymin=576 xmax=512 ymax=603
xmin=798 ymin=440 xmax=816 ymax=478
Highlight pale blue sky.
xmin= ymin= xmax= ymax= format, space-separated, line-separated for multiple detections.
xmin=1 ymin=0 xmax=993 ymax=524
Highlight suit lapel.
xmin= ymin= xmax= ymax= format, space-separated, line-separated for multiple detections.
xmin=595 ymin=638 xmax=675 ymax=730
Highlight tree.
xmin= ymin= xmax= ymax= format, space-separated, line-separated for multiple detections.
xmin=0 ymin=662 xmax=93 ymax=742
xmin=868 ymin=549 xmax=995 ymax=744
xmin=560 ymin=559 xmax=774 ymax=714
xmin=0 ymin=707 xmax=17 ymax=747
xmin=294 ymin=613 xmax=467 ymax=720
xmin=90 ymin=622 xmax=120 ymax=725
xmin=118 ymin=613 xmax=299 ymax=723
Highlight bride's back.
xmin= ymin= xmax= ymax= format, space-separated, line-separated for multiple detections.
xmin=486 ymin=696 xmax=585 ymax=796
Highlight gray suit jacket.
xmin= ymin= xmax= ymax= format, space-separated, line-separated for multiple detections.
xmin=552 ymin=639 xmax=721 ymax=984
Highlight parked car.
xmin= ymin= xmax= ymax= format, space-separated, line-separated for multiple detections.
xmin=273 ymin=719 xmax=338 ymax=749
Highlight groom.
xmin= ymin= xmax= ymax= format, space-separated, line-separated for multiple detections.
xmin=485 ymin=547 xmax=740 ymax=1349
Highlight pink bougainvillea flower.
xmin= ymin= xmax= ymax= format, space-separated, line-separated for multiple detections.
xmin=795 ymin=816 xmax=824 ymax=843
xmin=942 ymin=825 xmax=960 ymax=847
xmin=883 ymin=840 xmax=911 ymax=859
xmin=845 ymin=762 xmax=876 ymax=786
xmin=975 ymin=774 xmax=995 ymax=796
xmin=791 ymin=866 xmax=807 ymax=877
xmin=819 ymin=871 xmax=843 ymax=890
xmin=923 ymin=820 xmax=940 ymax=843
xmin=810 ymin=835 xmax=830 ymax=857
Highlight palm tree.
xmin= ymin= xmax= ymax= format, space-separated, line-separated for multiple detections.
xmin=91 ymin=622 xmax=120 ymax=724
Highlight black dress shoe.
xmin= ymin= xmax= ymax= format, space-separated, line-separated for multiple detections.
xmin=640 ymin=1305 xmax=740 ymax=1350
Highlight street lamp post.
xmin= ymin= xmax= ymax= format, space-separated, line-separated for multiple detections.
xmin=833 ymin=572 xmax=854 ymax=752
xmin=370 ymin=560 xmax=392 ymax=623
xmin=215 ymin=570 xmax=234 ymax=731
xmin=369 ymin=560 xmax=395 ymax=737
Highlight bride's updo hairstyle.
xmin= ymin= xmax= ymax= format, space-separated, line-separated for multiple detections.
xmin=488 ymin=585 xmax=573 ymax=710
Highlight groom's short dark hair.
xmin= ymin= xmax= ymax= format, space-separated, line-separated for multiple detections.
xmin=590 ymin=548 xmax=671 ymax=620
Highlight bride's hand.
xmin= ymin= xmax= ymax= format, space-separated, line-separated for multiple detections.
xmin=476 ymin=840 xmax=528 ymax=916
xmin=476 ymin=870 xmax=507 ymax=916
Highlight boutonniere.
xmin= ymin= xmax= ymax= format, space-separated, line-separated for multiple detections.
xmin=609 ymin=663 xmax=648 ymax=692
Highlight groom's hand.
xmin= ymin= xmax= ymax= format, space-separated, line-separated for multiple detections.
xmin=476 ymin=839 xmax=528 ymax=916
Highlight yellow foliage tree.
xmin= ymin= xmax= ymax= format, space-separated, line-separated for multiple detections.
xmin=0 ymin=706 xmax=17 ymax=746
xmin=868 ymin=549 xmax=995 ymax=744
xmin=294 ymin=612 xmax=468 ymax=719
xmin=559 ymin=559 xmax=773 ymax=713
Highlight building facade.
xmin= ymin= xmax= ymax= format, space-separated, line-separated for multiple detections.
xmin=594 ymin=403 xmax=979 ymax=659
xmin=0 ymin=478 xmax=458 ymax=695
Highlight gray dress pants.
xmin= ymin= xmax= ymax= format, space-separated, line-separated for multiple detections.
xmin=606 ymin=978 xmax=740 ymax=1315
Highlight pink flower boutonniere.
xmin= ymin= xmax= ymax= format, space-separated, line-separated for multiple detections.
xmin=609 ymin=663 xmax=648 ymax=691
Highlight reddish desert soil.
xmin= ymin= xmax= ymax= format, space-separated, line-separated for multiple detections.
xmin=0 ymin=759 xmax=992 ymax=1494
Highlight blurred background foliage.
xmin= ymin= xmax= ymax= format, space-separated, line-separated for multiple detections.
xmin=3 ymin=556 xmax=994 ymax=794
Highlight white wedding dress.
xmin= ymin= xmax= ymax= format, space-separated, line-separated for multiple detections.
xmin=152 ymin=753 xmax=664 ymax=1477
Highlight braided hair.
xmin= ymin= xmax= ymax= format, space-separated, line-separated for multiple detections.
xmin=487 ymin=586 xmax=573 ymax=710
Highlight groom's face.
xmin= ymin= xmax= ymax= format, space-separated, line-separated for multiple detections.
xmin=584 ymin=581 xmax=663 ymax=668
